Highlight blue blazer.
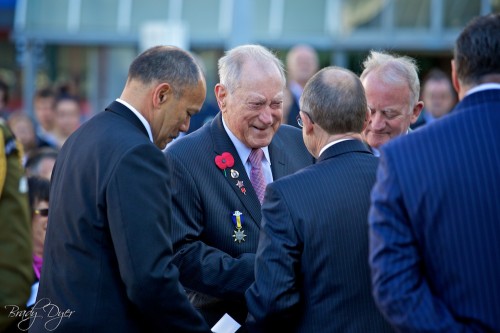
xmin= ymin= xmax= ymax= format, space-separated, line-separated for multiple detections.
xmin=164 ymin=113 xmax=313 ymax=326
xmin=32 ymin=101 xmax=210 ymax=332
xmin=246 ymin=140 xmax=392 ymax=333
xmin=369 ymin=88 xmax=500 ymax=332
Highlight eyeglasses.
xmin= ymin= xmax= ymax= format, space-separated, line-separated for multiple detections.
xmin=34 ymin=208 xmax=49 ymax=217
xmin=296 ymin=111 xmax=315 ymax=128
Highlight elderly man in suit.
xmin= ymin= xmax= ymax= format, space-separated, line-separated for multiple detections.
xmin=32 ymin=46 xmax=210 ymax=332
xmin=245 ymin=67 xmax=393 ymax=332
xmin=360 ymin=51 xmax=424 ymax=154
xmin=164 ymin=44 xmax=313 ymax=328
xmin=369 ymin=13 xmax=500 ymax=332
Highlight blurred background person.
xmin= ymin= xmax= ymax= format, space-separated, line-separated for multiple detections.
xmin=186 ymin=53 xmax=220 ymax=135
xmin=33 ymin=88 xmax=58 ymax=146
xmin=412 ymin=68 xmax=457 ymax=129
xmin=0 ymin=118 xmax=32 ymax=333
xmin=284 ymin=44 xmax=319 ymax=127
xmin=25 ymin=176 xmax=50 ymax=309
xmin=53 ymin=95 xmax=82 ymax=148
xmin=7 ymin=112 xmax=56 ymax=163
xmin=25 ymin=147 xmax=58 ymax=180
xmin=360 ymin=51 xmax=423 ymax=154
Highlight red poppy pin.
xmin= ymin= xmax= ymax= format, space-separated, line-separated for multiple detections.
xmin=215 ymin=152 xmax=235 ymax=177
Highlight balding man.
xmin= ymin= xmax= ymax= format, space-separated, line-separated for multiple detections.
xmin=246 ymin=66 xmax=392 ymax=333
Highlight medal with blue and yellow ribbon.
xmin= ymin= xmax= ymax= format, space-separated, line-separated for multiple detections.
xmin=232 ymin=210 xmax=246 ymax=243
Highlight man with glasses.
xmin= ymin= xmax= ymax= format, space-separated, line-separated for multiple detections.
xmin=246 ymin=66 xmax=392 ymax=332
xmin=360 ymin=51 xmax=424 ymax=155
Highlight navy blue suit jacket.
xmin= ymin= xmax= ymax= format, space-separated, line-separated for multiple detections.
xmin=246 ymin=140 xmax=392 ymax=333
xmin=369 ymin=88 xmax=500 ymax=332
xmin=164 ymin=113 xmax=313 ymax=326
xmin=32 ymin=101 xmax=209 ymax=332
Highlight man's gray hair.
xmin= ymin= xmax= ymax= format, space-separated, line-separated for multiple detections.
xmin=360 ymin=50 xmax=420 ymax=112
xmin=218 ymin=44 xmax=286 ymax=93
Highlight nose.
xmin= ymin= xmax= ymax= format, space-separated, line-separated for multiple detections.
xmin=259 ymin=106 xmax=274 ymax=126
xmin=370 ymin=111 xmax=386 ymax=131
xmin=179 ymin=117 xmax=191 ymax=133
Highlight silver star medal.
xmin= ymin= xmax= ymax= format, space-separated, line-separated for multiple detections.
xmin=232 ymin=210 xmax=246 ymax=243
xmin=233 ymin=228 xmax=246 ymax=243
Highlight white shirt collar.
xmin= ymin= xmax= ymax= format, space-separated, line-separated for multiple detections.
xmin=465 ymin=83 xmax=500 ymax=97
xmin=222 ymin=116 xmax=274 ymax=183
xmin=116 ymin=98 xmax=153 ymax=143
xmin=222 ymin=116 xmax=271 ymax=165
xmin=319 ymin=138 xmax=354 ymax=158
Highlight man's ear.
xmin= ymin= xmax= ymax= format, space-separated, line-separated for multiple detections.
xmin=362 ymin=107 xmax=370 ymax=131
xmin=214 ymin=84 xmax=227 ymax=111
xmin=153 ymin=83 xmax=171 ymax=108
xmin=302 ymin=112 xmax=314 ymax=136
xmin=410 ymin=101 xmax=424 ymax=124
xmin=451 ymin=59 xmax=461 ymax=97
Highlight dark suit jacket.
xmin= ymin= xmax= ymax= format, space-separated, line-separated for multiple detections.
xmin=369 ymin=88 xmax=500 ymax=332
xmin=164 ymin=113 xmax=313 ymax=326
xmin=245 ymin=140 xmax=393 ymax=333
xmin=31 ymin=101 xmax=209 ymax=332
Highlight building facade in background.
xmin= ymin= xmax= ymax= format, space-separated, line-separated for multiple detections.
xmin=1 ymin=0 xmax=499 ymax=118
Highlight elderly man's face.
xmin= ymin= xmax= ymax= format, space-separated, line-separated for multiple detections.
xmin=362 ymin=73 xmax=421 ymax=148
xmin=219 ymin=60 xmax=284 ymax=149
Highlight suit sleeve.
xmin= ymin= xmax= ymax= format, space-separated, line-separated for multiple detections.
xmin=369 ymin=150 xmax=467 ymax=333
xmin=106 ymin=144 xmax=210 ymax=333
xmin=166 ymin=151 xmax=255 ymax=299
xmin=245 ymin=184 xmax=301 ymax=333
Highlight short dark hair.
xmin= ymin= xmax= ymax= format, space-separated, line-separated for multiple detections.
xmin=454 ymin=13 xmax=500 ymax=86
xmin=34 ymin=88 xmax=55 ymax=100
xmin=128 ymin=46 xmax=203 ymax=98
xmin=301 ymin=66 xmax=367 ymax=135
xmin=28 ymin=176 xmax=50 ymax=210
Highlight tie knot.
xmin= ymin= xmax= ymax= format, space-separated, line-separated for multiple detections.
xmin=248 ymin=149 xmax=264 ymax=167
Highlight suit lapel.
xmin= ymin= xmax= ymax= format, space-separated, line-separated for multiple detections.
xmin=268 ymin=132 xmax=287 ymax=179
xmin=210 ymin=113 xmax=263 ymax=225
xmin=105 ymin=101 xmax=149 ymax=138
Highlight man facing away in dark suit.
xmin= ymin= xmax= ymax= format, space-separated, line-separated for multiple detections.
xmin=31 ymin=46 xmax=211 ymax=332
xmin=369 ymin=13 xmax=500 ymax=332
xmin=164 ymin=44 xmax=313 ymax=329
xmin=245 ymin=66 xmax=393 ymax=332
